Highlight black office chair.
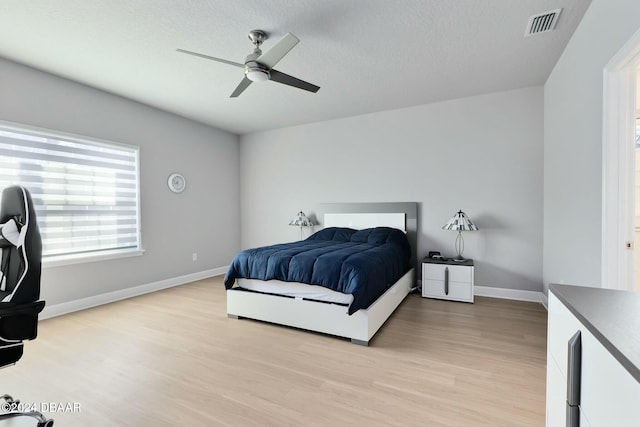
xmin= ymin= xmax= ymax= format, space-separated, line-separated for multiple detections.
xmin=0 ymin=186 xmax=53 ymax=427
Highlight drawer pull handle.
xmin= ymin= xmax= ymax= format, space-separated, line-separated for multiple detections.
xmin=444 ymin=267 xmax=449 ymax=295
xmin=567 ymin=330 xmax=582 ymax=427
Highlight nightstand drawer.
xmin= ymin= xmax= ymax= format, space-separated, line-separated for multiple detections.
xmin=423 ymin=264 xmax=471 ymax=283
xmin=423 ymin=279 xmax=472 ymax=301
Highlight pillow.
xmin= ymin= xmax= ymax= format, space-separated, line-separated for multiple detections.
xmin=307 ymin=227 xmax=356 ymax=242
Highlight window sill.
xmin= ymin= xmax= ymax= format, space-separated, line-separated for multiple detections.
xmin=42 ymin=248 xmax=145 ymax=268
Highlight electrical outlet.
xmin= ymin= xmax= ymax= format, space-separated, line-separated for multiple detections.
xmin=192 ymin=252 xmax=198 ymax=261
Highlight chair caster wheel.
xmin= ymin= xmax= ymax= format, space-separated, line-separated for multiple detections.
xmin=38 ymin=420 xmax=54 ymax=427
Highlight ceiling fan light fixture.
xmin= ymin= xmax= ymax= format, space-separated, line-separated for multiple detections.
xmin=245 ymin=66 xmax=270 ymax=82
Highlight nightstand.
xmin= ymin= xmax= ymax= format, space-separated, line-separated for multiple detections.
xmin=421 ymin=257 xmax=474 ymax=303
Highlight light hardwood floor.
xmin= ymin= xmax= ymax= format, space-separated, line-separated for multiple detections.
xmin=1 ymin=276 xmax=547 ymax=426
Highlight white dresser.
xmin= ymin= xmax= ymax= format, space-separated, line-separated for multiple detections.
xmin=546 ymin=285 xmax=640 ymax=427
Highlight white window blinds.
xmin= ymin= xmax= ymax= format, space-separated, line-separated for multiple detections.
xmin=0 ymin=122 xmax=140 ymax=259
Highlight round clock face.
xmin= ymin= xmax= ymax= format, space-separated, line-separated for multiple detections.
xmin=167 ymin=173 xmax=186 ymax=193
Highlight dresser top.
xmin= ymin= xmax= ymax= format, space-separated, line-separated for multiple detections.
xmin=422 ymin=257 xmax=474 ymax=266
xmin=550 ymin=284 xmax=640 ymax=383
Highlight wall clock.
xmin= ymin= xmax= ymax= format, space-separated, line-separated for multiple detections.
xmin=167 ymin=173 xmax=186 ymax=193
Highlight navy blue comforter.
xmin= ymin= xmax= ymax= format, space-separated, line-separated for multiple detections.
xmin=224 ymin=227 xmax=411 ymax=315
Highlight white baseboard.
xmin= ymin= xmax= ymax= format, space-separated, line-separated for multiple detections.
xmin=540 ymin=293 xmax=549 ymax=310
xmin=474 ymin=285 xmax=546 ymax=305
xmin=416 ymin=280 xmax=547 ymax=306
xmin=41 ymin=266 xmax=227 ymax=319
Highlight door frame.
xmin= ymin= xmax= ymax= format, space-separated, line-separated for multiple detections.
xmin=603 ymin=29 xmax=640 ymax=291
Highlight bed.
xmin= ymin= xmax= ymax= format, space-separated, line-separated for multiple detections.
xmin=224 ymin=202 xmax=417 ymax=345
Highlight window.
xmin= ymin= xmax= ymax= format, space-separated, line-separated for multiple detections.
xmin=0 ymin=121 xmax=141 ymax=264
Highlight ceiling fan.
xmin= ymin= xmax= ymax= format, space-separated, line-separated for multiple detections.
xmin=177 ymin=30 xmax=320 ymax=98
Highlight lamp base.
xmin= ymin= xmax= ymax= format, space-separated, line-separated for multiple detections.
xmin=453 ymin=232 xmax=466 ymax=261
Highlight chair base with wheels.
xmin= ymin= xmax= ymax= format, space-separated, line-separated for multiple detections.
xmin=0 ymin=394 xmax=53 ymax=426
xmin=0 ymin=302 xmax=53 ymax=426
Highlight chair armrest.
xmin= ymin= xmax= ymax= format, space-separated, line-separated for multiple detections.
xmin=0 ymin=301 xmax=45 ymax=317
xmin=0 ymin=301 xmax=45 ymax=341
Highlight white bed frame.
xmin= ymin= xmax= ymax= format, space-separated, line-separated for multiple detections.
xmin=226 ymin=203 xmax=417 ymax=346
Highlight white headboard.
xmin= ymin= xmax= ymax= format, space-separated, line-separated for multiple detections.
xmin=317 ymin=202 xmax=418 ymax=271
xmin=324 ymin=212 xmax=406 ymax=232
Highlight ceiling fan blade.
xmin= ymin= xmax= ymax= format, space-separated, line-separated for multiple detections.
xmin=176 ymin=49 xmax=244 ymax=68
xmin=230 ymin=77 xmax=253 ymax=98
xmin=256 ymin=33 xmax=299 ymax=69
xmin=270 ymin=69 xmax=320 ymax=93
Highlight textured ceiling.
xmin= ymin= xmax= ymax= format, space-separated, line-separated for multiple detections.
xmin=0 ymin=0 xmax=591 ymax=135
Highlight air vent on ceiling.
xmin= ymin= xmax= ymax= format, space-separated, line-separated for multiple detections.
xmin=525 ymin=9 xmax=562 ymax=36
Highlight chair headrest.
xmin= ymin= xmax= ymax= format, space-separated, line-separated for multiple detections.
xmin=0 ymin=186 xmax=40 ymax=255
xmin=0 ymin=186 xmax=41 ymax=302
xmin=0 ymin=186 xmax=30 ymax=223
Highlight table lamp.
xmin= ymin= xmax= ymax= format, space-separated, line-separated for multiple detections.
xmin=289 ymin=211 xmax=314 ymax=240
xmin=442 ymin=210 xmax=478 ymax=261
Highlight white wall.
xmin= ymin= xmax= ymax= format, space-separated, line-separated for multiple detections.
xmin=543 ymin=0 xmax=640 ymax=293
xmin=0 ymin=57 xmax=240 ymax=305
xmin=240 ymin=87 xmax=544 ymax=292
